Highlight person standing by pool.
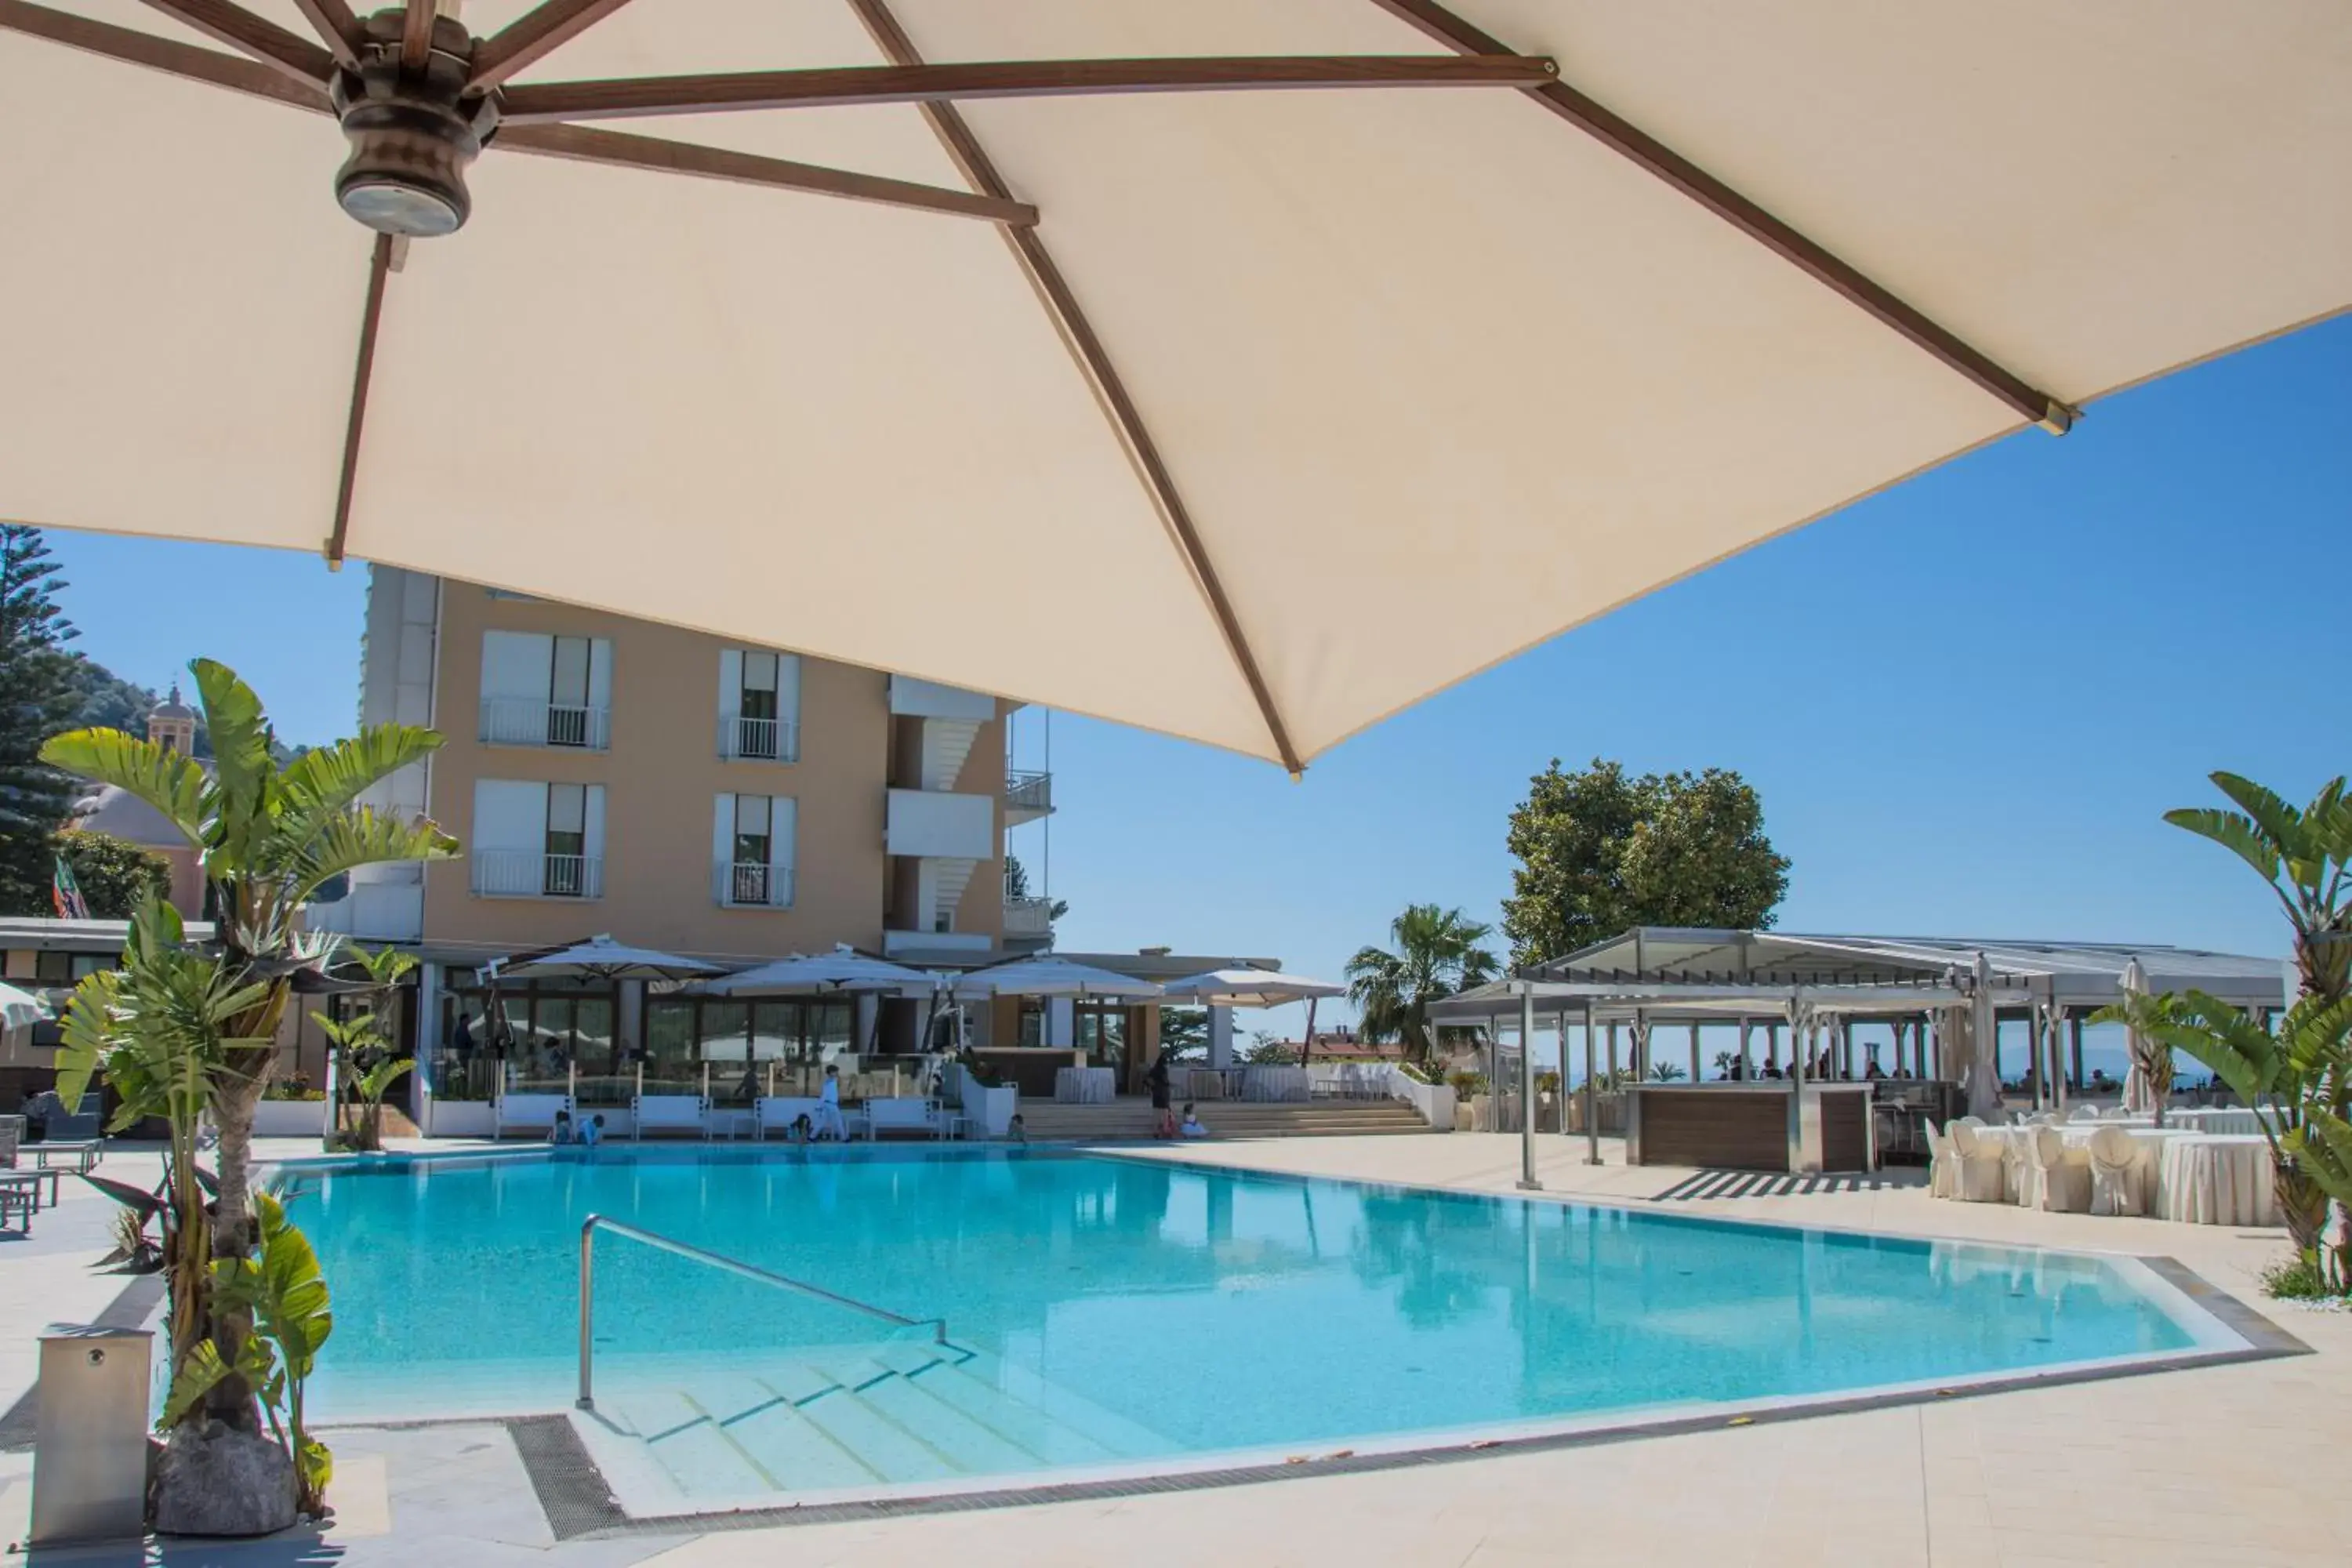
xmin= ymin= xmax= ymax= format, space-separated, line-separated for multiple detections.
xmin=811 ymin=1064 xmax=848 ymax=1141
xmin=1147 ymin=1052 xmax=1175 ymax=1138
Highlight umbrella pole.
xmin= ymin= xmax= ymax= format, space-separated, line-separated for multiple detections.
xmin=1517 ymin=987 xmax=1541 ymax=1190
xmin=1298 ymin=996 xmax=1318 ymax=1070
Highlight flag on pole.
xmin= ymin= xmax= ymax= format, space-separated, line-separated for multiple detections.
xmin=52 ymin=855 xmax=89 ymax=920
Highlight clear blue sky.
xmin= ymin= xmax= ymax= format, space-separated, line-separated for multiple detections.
xmin=37 ymin=315 xmax=2350 ymax=1065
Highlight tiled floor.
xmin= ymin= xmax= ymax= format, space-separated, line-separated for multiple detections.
xmin=3 ymin=1134 xmax=2343 ymax=1566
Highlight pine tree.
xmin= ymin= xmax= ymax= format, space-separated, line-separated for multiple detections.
xmin=0 ymin=526 xmax=83 ymax=913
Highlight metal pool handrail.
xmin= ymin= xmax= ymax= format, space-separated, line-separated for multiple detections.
xmin=575 ymin=1213 xmax=946 ymax=1412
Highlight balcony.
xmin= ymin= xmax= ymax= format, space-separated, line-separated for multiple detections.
xmin=884 ymin=789 xmax=993 ymax=861
xmin=480 ymin=699 xmax=610 ymax=751
xmin=1003 ymin=895 xmax=1055 ymax=953
xmin=715 ymin=861 xmax=795 ymax=909
xmin=887 ymin=675 xmax=995 ymax=722
xmin=717 ymin=714 xmax=800 ymax=764
xmin=1005 ymin=768 xmax=1053 ymax=826
xmin=473 ymin=851 xmax=603 ymax=899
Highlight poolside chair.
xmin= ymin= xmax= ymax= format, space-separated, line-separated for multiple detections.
xmin=1945 ymin=1122 xmax=2007 ymax=1203
xmin=2023 ymin=1127 xmax=2091 ymax=1213
xmin=2087 ymin=1126 xmax=2141 ymax=1217
xmin=2067 ymin=1103 xmax=2102 ymax=1123
xmin=1925 ymin=1121 xmax=1959 ymax=1200
xmin=0 ymin=1115 xmax=20 ymax=1168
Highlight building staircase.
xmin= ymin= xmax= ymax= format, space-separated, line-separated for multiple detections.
xmin=597 ymin=1338 xmax=1171 ymax=1502
xmin=1014 ymin=1097 xmax=1433 ymax=1141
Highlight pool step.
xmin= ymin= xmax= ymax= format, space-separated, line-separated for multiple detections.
xmin=609 ymin=1342 xmax=1171 ymax=1501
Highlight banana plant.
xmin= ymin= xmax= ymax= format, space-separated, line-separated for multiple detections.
xmin=314 ymin=943 xmax=419 ymax=1152
xmin=2166 ymin=772 xmax=2352 ymax=1007
xmin=42 ymin=660 xmax=456 ymax=1442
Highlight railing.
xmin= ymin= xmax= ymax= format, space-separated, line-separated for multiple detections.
xmin=480 ymin=698 xmax=610 ymax=750
xmin=715 ymin=861 xmax=793 ymax=908
xmin=1003 ymin=895 xmax=1054 ymax=938
xmin=576 ymin=1214 xmax=945 ymax=1411
xmin=717 ymin=714 xmax=799 ymax=763
xmin=1004 ymin=768 xmax=1052 ymax=818
xmin=473 ymin=850 xmax=603 ymax=899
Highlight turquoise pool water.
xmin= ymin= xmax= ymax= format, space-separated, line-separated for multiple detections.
xmin=276 ymin=1148 xmax=2216 ymax=1494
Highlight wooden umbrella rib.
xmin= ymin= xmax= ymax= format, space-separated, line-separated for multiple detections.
xmin=132 ymin=0 xmax=333 ymax=86
xmin=324 ymin=234 xmax=394 ymax=570
xmin=844 ymin=0 xmax=1305 ymax=775
xmin=469 ymin=0 xmax=641 ymax=91
xmin=0 ymin=0 xmax=330 ymax=112
xmin=287 ymin=0 xmax=359 ymax=66
xmin=1365 ymin=0 xmax=2074 ymax=433
xmin=495 ymin=54 xmax=1556 ymax=126
xmin=495 ymin=124 xmax=1039 ymax=224
xmin=397 ymin=0 xmax=433 ymax=71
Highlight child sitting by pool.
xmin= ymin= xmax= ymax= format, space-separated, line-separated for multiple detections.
xmin=1179 ymin=1104 xmax=1207 ymax=1139
xmin=550 ymin=1109 xmax=575 ymax=1145
xmin=579 ymin=1112 xmax=605 ymax=1148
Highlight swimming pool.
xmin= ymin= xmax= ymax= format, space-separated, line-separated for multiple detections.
xmin=274 ymin=1146 xmax=2241 ymax=1510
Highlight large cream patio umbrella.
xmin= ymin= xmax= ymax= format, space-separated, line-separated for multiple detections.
xmin=3 ymin=2 xmax=2347 ymax=771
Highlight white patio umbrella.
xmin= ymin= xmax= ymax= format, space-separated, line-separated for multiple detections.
xmin=952 ymin=959 xmax=1163 ymax=1002
xmin=487 ymin=934 xmax=718 ymax=983
xmin=700 ymin=946 xmax=932 ymax=997
xmin=4 ymin=3 xmax=2346 ymax=771
xmin=0 ymin=981 xmax=50 ymax=1033
xmin=1160 ymin=968 xmax=1345 ymax=1068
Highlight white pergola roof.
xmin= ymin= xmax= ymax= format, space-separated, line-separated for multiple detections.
xmin=1425 ymin=927 xmax=2288 ymax=1026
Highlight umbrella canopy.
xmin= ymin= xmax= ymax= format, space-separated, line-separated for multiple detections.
xmin=700 ymin=947 xmax=934 ymax=997
xmin=488 ymin=934 xmax=718 ymax=982
xmin=0 ymin=981 xmax=49 ymax=1032
xmin=953 ymin=959 xmax=1163 ymax=1001
xmin=5 ymin=4 xmax=2345 ymax=771
xmin=2119 ymin=956 xmax=2157 ymax=1114
xmin=1160 ymin=969 xmax=1345 ymax=1008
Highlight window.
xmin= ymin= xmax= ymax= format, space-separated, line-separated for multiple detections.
xmin=480 ymin=631 xmax=612 ymax=749
xmin=473 ymin=780 xmax=605 ymax=898
xmin=717 ymin=649 xmax=800 ymax=761
xmin=713 ymin=792 xmax=794 ymax=906
xmin=644 ymin=995 xmax=855 ymax=1101
xmin=34 ymin=949 xmax=73 ymax=985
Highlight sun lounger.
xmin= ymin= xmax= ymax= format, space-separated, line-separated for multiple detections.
xmin=864 ymin=1097 xmax=947 ymax=1140
xmin=24 ymin=1140 xmax=102 ymax=1174
xmin=493 ymin=1092 xmax=572 ymax=1140
xmin=632 ymin=1094 xmax=706 ymax=1140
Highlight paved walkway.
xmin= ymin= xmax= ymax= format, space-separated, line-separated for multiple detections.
xmin=0 ymin=1134 xmax=2343 ymax=1566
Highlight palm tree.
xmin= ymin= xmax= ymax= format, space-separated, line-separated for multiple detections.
xmin=1345 ymin=904 xmax=1499 ymax=1070
xmin=44 ymin=659 xmax=456 ymax=1430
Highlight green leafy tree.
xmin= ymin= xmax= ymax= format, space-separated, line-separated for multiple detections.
xmin=1239 ymin=1028 xmax=1297 ymax=1065
xmin=1500 ymin=758 xmax=1791 ymax=967
xmin=0 ymin=525 xmax=82 ymax=912
xmin=2113 ymin=771 xmax=2352 ymax=1292
xmin=54 ymin=827 xmax=174 ymax=916
xmin=1345 ymin=904 xmax=1499 ymax=1069
xmin=48 ymin=659 xmax=457 ymax=1437
xmin=1158 ymin=1005 xmax=1208 ymax=1060
xmin=314 ymin=943 xmax=419 ymax=1152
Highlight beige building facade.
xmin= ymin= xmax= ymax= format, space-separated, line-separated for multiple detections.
xmin=311 ymin=568 xmax=1058 ymax=1134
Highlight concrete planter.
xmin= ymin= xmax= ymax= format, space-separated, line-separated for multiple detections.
xmin=250 ymin=1098 xmax=327 ymax=1138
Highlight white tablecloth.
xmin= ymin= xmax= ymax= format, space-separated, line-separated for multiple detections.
xmin=2121 ymin=1108 xmax=2265 ymax=1137
xmin=1054 ymin=1066 xmax=1116 ymax=1105
xmin=1975 ymin=1123 xmax=2195 ymax=1207
xmin=1241 ymin=1065 xmax=1311 ymax=1103
xmin=2157 ymin=1134 xmax=2276 ymax=1225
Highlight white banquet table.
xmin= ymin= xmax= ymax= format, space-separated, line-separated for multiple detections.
xmin=1054 ymin=1066 xmax=1116 ymax=1105
xmin=2157 ymin=1134 xmax=2275 ymax=1225
xmin=1241 ymin=1065 xmax=1311 ymax=1103
xmin=1974 ymin=1123 xmax=2195 ymax=1208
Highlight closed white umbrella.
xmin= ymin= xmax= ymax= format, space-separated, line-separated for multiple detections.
xmin=1965 ymin=951 xmax=2002 ymax=1122
xmin=2 ymin=3 xmax=2345 ymax=771
xmin=1162 ymin=968 xmax=1344 ymax=1068
xmin=2119 ymin=956 xmax=2161 ymax=1120
xmin=0 ymin=981 xmax=49 ymax=1033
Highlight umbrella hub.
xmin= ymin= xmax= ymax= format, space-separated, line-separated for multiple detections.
xmin=332 ymin=13 xmax=499 ymax=237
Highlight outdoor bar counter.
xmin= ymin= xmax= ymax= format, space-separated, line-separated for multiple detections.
xmin=1622 ymin=1082 xmax=1875 ymax=1174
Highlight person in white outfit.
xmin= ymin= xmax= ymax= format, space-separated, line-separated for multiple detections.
xmin=811 ymin=1064 xmax=849 ymax=1141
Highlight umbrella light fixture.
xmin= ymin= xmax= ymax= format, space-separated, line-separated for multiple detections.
xmin=3 ymin=2 xmax=2345 ymax=771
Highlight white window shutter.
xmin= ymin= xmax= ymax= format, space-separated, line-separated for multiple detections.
xmin=583 ymin=785 xmax=606 ymax=863
xmin=712 ymin=793 xmax=734 ymax=902
xmin=587 ymin=638 xmax=613 ymax=713
xmin=480 ymin=630 xmax=553 ymax=703
xmin=776 ymin=655 xmax=801 ymax=746
xmin=769 ymin=797 xmax=795 ymax=905
xmin=472 ymin=779 xmax=547 ymax=852
xmin=717 ymin=649 xmax=742 ymax=746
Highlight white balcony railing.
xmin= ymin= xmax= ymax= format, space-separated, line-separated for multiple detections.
xmin=717 ymin=714 xmax=800 ymax=763
xmin=1005 ymin=768 xmax=1053 ymax=822
xmin=1004 ymin=895 xmax=1054 ymax=938
xmin=481 ymin=699 xmax=610 ymax=751
xmin=473 ymin=850 xmax=603 ymax=899
xmin=716 ymin=861 xmax=794 ymax=908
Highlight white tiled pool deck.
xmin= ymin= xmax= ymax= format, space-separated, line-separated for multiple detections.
xmin=4 ymin=1132 xmax=2346 ymax=1566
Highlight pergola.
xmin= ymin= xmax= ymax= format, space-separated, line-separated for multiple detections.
xmin=1426 ymin=927 xmax=2288 ymax=1190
